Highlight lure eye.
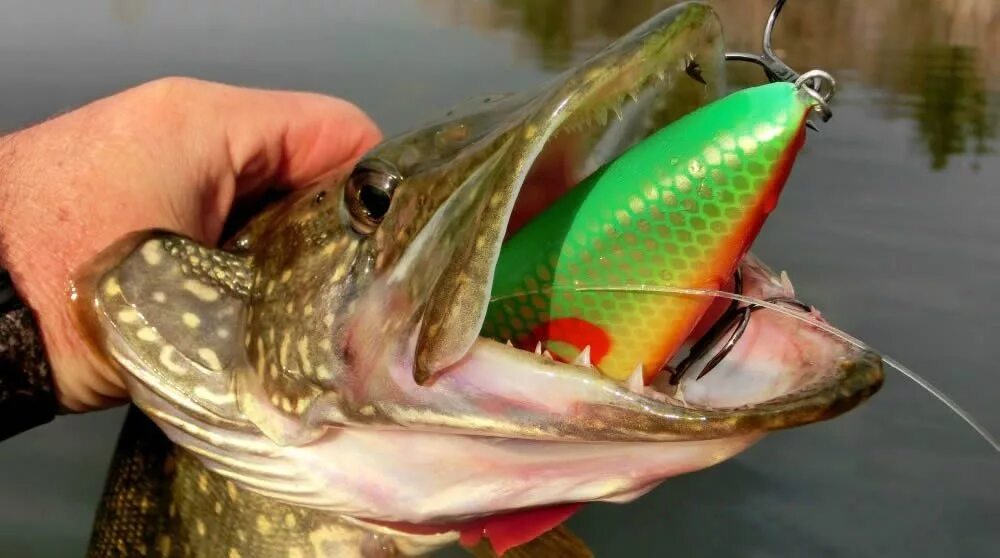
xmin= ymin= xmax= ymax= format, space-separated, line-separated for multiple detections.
xmin=345 ymin=159 xmax=400 ymax=234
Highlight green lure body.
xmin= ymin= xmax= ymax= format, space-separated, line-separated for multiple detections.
xmin=484 ymin=82 xmax=815 ymax=381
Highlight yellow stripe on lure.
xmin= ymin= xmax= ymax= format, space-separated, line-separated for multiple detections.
xmin=484 ymin=81 xmax=818 ymax=382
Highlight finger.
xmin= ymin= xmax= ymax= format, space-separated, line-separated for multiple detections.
xmin=211 ymin=84 xmax=383 ymax=194
xmin=141 ymin=79 xmax=383 ymax=241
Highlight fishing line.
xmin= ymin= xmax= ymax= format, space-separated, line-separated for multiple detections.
xmin=489 ymin=283 xmax=1000 ymax=453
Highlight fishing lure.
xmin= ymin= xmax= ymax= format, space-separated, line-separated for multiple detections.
xmin=485 ymin=0 xmax=998 ymax=456
xmin=484 ymin=79 xmax=826 ymax=382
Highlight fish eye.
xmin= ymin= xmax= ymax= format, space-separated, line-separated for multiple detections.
xmin=345 ymin=159 xmax=400 ymax=234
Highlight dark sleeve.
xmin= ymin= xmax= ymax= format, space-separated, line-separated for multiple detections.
xmin=0 ymin=270 xmax=57 ymax=441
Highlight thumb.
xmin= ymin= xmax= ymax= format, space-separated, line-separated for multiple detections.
xmin=207 ymin=82 xmax=384 ymax=193
xmin=130 ymin=78 xmax=384 ymax=241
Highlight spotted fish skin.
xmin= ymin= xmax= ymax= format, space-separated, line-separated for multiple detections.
xmin=87 ymin=407 xmax=455 ymax=558
xmin=484 ymin=82 xmax=813 ymax=381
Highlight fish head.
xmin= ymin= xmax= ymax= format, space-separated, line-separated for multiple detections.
xmin=231 ymin=0 xmax=730 ymax=390
xmin=74 ymin=1 xmax=882 ymax=529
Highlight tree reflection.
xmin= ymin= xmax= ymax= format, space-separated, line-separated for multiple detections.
xmin=906 ymin=46 xmax=996 ymax=169
xmin=422 ymin=0 xmax=998 ymax=170
xmin=494 ymin=0 xmax=574 ymax=70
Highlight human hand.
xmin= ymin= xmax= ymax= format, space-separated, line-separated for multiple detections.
xmin=0 ymin=77 xmax=382 ymax=413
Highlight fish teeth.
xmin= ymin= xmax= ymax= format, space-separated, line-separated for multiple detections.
xmin=626 ymin=364 xmax=644 ymax=393
xmin=542 ymin=350 xmax=554 ymax=361
xmin=779 ymin=270 xmax=795 ymax=296
xmin=572 ymin=345 xmax=592 ymax=367
xmin=596 ymin=108 xmax=608 ymax=127
xmin=534 ymin=341 xmax=543 ymax=355
xmin=505 ymin=339 xmax=514 ymax=347
xmin=673 ymin=384 xmax=689 ymax=406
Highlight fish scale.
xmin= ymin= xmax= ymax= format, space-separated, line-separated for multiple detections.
xmin=484 ymin=82 xmax=813 ymax=381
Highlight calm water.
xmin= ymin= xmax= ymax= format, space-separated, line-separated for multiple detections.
xmin=0 ymin=1 xmax=997 ymax=556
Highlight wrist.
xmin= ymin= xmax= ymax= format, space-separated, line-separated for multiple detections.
xmin=0 ymin=129 xmax=127 ymax=414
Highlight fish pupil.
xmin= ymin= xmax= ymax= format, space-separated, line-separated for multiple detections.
xmin=360 ymin=184 xmax=391 ymax=220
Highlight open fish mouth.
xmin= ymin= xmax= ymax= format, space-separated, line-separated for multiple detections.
xmin=74 ymin=1 xmax=883 ymax=528
xmin=365 ymin=257 xmax=884 ymax=444
xmin=335 ymin=4 xmax=883 ymax=444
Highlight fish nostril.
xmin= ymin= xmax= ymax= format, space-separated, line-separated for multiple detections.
xmin=685 ymin=56 xmax=707 ymax=84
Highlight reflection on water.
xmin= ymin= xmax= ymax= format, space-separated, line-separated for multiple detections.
xmin=422 ymin=0 xmax=998 ymax=170
xmin=901 ymin=45 xmax=996 ymax=170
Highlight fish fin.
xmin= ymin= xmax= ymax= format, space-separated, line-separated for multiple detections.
xmin=83 ymin=231 xmax=252 ymax=420
xmin=465 ymin=524 xmax=593 ymax=558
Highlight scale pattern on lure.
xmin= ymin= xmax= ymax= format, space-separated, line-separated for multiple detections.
xmin=485 ymin=82 xmax=813 ymax=381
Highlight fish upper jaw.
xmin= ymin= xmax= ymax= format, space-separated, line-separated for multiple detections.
xmin=392 ymin=2 xmax=730 ymax=384
xmin=222 ymin=4 xmax=728 ymax=396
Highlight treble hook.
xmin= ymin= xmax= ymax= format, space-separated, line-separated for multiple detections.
xmin=666 ymin=269 xmax=814 ymax=385
xmin=724 ymin=0 xmax=837 ymax=123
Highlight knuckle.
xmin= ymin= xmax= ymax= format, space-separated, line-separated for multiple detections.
xmin=133 ymin=76 xmax=204 ymax=104
xmin=110 ymin=76 xmax=216 ymax=134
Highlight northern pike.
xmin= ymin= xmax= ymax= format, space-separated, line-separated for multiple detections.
xmin=76 ymin=3 xmax=882 ymax=557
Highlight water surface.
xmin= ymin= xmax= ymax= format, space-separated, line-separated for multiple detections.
xmin=0 ymin=1 xmax=996 ymax=556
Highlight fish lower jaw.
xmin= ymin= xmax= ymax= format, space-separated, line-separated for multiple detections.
xmin=505 ymin=339 xmax=669 ymax=400
xmin=487 ymin=321 xmax=819 ymax=412
xmin=251 ymin=426 xmax=761 ymax=524
xmin=138 ymin=355 xmax=761 ymax=524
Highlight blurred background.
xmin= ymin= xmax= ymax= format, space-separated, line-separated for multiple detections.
xmin=0 ymin=0 xmax=997 ymax=556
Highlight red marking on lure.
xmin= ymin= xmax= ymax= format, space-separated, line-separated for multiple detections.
xmin=684 ymin=123 xmax=807 ymax=347
xmin=518 ymin=317 xmax=612 ymax=364
xmin=734 ymin=118 xmax=809 ymax=260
